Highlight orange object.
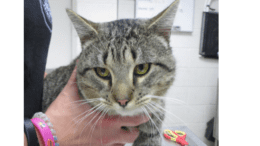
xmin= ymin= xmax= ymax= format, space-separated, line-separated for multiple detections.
xmin=47 ymin=139 xmax=54 ymax=146
xmin=163 ymin=129 xmax=189 ymax=146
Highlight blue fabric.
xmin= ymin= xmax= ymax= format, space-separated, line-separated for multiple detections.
xmin=24 ymin=0 xmax=52 ymax=118
xmin=24 ymin=118 xmax=39 ymax=146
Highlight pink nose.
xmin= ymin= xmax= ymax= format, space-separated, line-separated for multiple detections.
xmin=117 ymin=99 xmax=129 ymax=106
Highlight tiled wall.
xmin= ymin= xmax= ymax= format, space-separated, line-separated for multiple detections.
xmin=163 ymin=0 xmax=219 ymax=145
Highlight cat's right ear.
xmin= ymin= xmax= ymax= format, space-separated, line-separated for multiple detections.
xmin=66 ymin=9 xmax=98 ymax=44
xmin=146 ymin=0 xmax=180 ymax=43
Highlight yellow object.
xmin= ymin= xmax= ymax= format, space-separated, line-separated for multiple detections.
xmin=163 ymin=129 xmax=186 ymax=141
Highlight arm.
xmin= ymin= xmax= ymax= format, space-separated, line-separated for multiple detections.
xmin=24 ymin=72 xmax=51 ymax=146
xmin=24 ymin=130 xmax=45 ymax=146
xmin=24 ymin=133 xmax=27 ymax=146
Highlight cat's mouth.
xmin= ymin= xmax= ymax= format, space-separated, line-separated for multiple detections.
xmin=114 ymin=107 xmax=147 ymax=116
xmin=108 ymin=97 xmax=152 ymax=116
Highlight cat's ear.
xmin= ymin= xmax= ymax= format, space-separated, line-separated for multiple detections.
xmin=147 ymin=0 xmax=180 ymax=42
xmin=66 ymin=9 xmax=98 ymax=44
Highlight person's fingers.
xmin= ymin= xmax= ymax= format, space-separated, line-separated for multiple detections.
xmin=64 ymin=60 xmax=78 ymax=92
xmin=64 ymin=65 xmax=77 ymax=90
xmin=117 ymin=127 xmax=139 ymax=143
xmin=103 ymin=128 xmax=139 ymax=145
xmin=119 ymin=114 xmax=150 ymax=127
xmin=55 ymin=63 xmax=80 ymax=106
xmin=111 ymin=144 xmax=125 ymax=146
xmin=61 ymin=65 xmax=78 ymax=97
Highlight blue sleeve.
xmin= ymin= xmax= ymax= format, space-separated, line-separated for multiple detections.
xmin=24 ymin=0 xmax=52 ymax=118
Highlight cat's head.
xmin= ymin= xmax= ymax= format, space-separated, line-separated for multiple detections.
xmin=66 ymin=0 xmax=179 ymax=116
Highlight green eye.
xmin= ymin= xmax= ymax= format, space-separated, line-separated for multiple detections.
xmin=134 ymin=64 xmax=150 ymax=75
xmin=95 ymin=68 xmax=111 ymax=79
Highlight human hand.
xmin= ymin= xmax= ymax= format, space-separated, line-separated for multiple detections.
xmin=44 ymin=72 xmax=47 ymax=78
xmin=45 ymin=64 xmax=150 ymax=146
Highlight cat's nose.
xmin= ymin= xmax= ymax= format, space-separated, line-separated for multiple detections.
xmin=117 ymin=99 xmax=129 ymax=108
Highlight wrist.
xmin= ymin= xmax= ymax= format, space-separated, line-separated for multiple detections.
xmin=24 ymin=118 xmax=39 ymax=146
xmin=24 ymin=133 xmax=28 ymax=146
xmin=34 ymin=126 xmax=44 ymax=146
xmin=24 ymin=127 xmax=43 ymax=146
xmin=32 ymin=112 xmax=59 ymax=146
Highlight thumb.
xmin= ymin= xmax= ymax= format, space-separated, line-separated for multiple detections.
xmin=60 ymin=64 xmax=78 ymax=99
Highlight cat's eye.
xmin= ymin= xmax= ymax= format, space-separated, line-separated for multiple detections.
xmin=134 ymin=64 xmax=150 ymax=76
xmin=95 ymin=68 xmax=111 ymax=79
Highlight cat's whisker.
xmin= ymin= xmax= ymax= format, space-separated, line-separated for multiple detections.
xmin=146 ymin=103 xmax=176 ymax=126
xmin=145 ymin=105 xmax=164 ymax=124
xmin=147 ymin=95 xmax=186 ymax=105
xmin=78 ymin=112 xmax=100 ymax=146
xmin=148 ymin=95 xmax=184 ymax=102
xmin=164 ymin=101 xmax=202 ymax=116
xmin=89 ymin=107 xmax=107 ymax=134
xmin=66 ymin=101 xmax=96 ymax=109
xmin=73 ymin=103 xmax=101 ymax=123
xmin=89 ymin=107 xmax=109 ymax=146
xmin=141 ymin=107 xmax=164 ymax=143
xmin=66 ymin=100 xmax=102 ymax=111
xmin=150 ymin=101 xmax=189 ymax=127
xmin=145 ymin=105 xmax=160 ymax=145
xmin=71 ymin=103 xmax=102 ymax=123
xmin=162 ymin=98 xmax=186 ymax=105
xmin=149 ymin=95 xmax=201 ymax=115
xmin=73 ymin=104 xmax=105 ymax=138
xmin=155 ymin=107 xmax=185 ymax=127
xmin=64 ymin=98 xmax=102 ymax=106
xmin=88 ymin=107 xmax=107 ymax=146
xmin=145 ymin=104 xmax=165 ymax=145
xmin=78 ymin=105 xmax=106 ymax=146
xmin=99 ymin=108 xmax=110 ymax=145
xmin=75 ymin=104 xmax=105 ymax=125
xmin=58 ymin=103 xmax=103 ymax=141
xmin=103 ymin=109 xmax=110 ymax=144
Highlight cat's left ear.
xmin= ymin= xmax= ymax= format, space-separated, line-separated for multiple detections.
xmin=147 ymin=0 xmax=180 ymax=42
xmin=66 ymin=9 xmax=99 ymax=44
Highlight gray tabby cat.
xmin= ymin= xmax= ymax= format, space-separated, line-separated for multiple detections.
xmin=43 ymin=0 xmax=179 ymax=145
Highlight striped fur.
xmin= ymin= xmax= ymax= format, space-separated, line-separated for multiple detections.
xmin=43 ymin=1 xmax=179 ymax=145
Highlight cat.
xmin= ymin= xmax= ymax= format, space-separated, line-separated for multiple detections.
xmin=42 ymin=0 xmax=179 ymax=145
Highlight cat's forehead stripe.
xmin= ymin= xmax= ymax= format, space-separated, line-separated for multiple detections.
xmin=105 ymin=19 xmax=143 ymax=39
xmin=131 ymin=49 xmax=136 ymax=61
xmin=103 ymin=51 xmax=108 ymax=65
xmin=122 ymin=46 xmax=127 ymax=60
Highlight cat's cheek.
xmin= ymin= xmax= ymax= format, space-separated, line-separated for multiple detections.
xmin=77 ymin=83 xmax=100 ymax=100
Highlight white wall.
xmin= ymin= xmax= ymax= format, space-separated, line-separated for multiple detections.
xmin=46 ymin=0 xmax=72 ymax=69
xmin=47 ymin=0 xmax=218 ymax=145
xmin=164 ymin=0 xmax=219 ymax=145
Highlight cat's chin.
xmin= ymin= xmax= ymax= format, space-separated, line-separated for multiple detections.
xmin=109 ymin=107 xmax=147 ymax=117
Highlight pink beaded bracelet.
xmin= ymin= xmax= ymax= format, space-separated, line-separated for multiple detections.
xmin=33 ymin=112 xmax=59 ymax=146
xmin=31 ymin=117 xmax=55 ymax=146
